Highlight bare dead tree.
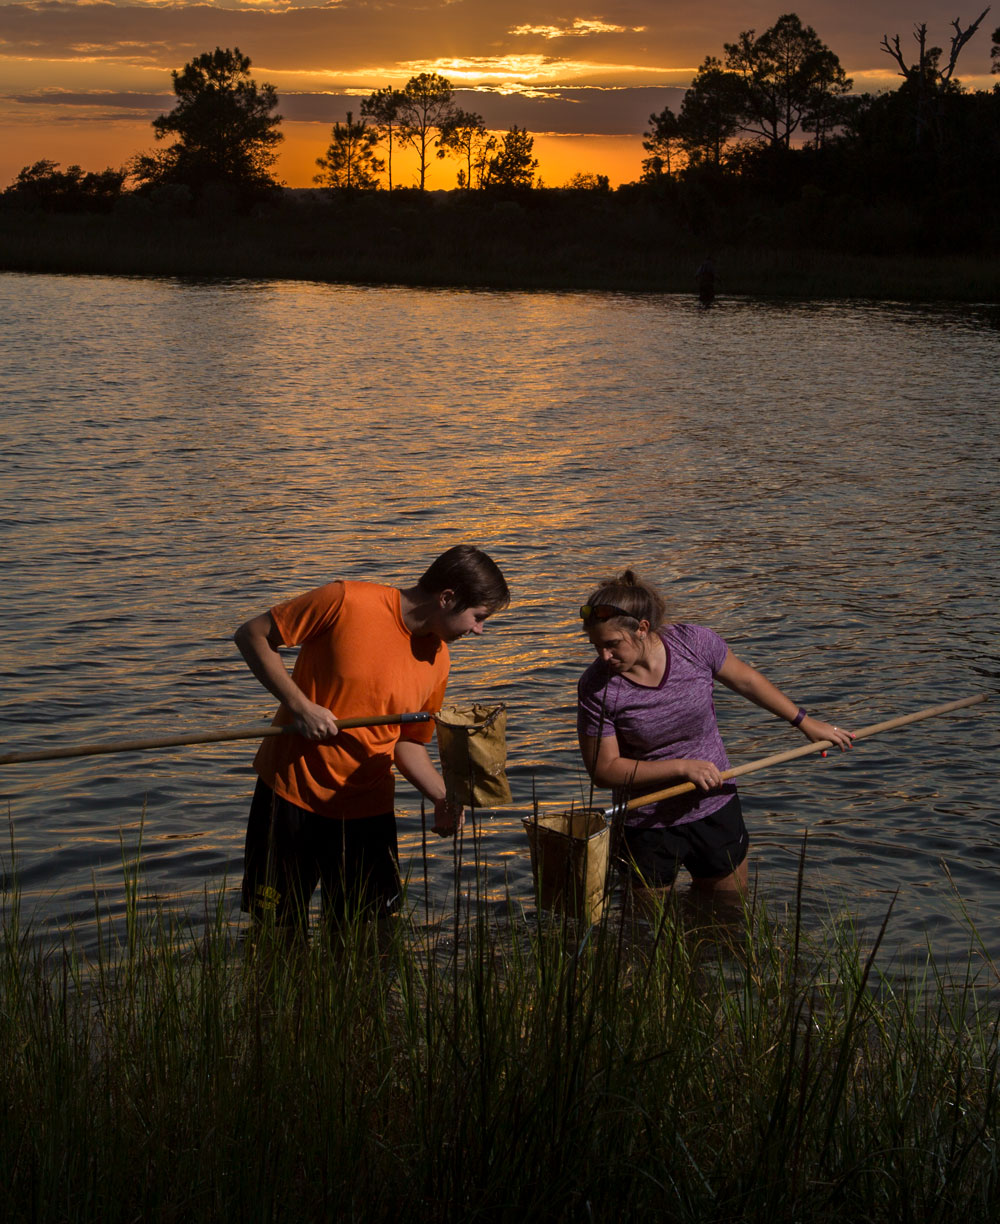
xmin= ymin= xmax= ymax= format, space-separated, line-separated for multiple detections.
xmin=879 ymin=10 xmax=990 ymax=146
xmin=943 ymin=8 xmax=993 ymax=77
xmin=880 ymin=10 xmax=990 ymax=84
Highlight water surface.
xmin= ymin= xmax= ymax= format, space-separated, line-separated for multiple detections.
xmin=2 ymin=273 xmax=998 ymax=965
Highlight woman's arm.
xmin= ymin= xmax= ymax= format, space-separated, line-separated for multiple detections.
xmin=715 ymin=649 xmax=854 ymax=751
xmin=578 ymin=729 xmax=726 ymax=793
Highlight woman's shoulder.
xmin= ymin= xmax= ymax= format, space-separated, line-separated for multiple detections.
xmin=578 ymin=657 xmax=612 ymax=698
xmin=665 ymin=622 xmax=729 ymax=663
xmin=665 ymin=621 xmax=716 ymax=641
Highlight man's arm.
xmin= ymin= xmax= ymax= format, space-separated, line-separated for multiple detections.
xmin=233 ymin=611 xmax=339 ymax=741
xmin=393 ymin=739 xmax=464 ymax=837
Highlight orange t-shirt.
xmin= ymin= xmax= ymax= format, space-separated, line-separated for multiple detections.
xmin=253 ymin=580 xmax=450 ymax=819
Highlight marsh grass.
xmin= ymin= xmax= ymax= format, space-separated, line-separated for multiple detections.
xmin=1 ymin=203 xmax=997 ymax=301
xmin=2 ymin=826 xmax=1000 ymax=1223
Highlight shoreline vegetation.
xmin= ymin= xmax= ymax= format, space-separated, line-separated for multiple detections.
xmin=2 ymin=193 xmax=998 ymax=301
xmin=7 ymin=16 xmax=998 ymax=303
xmin=3 ymin=840 xmax=1000 ymax=1221
xmin=6 ymin=17 xmax=999 ymax=303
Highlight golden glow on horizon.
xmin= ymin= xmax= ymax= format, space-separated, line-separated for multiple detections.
xmin=0 ymin=116 xmax=151 ymax=182
xmin=279 ymin=122 xmax=644 ymax=190
xmin=397 ymin=56 xmax=679 ymax=84
xmin=279 ymin=64 xmax=697 ymax=92
xmin=0 ymin=116 xmax=647 ymax=191
xmin=4 ymin=55 xmax=993 ymax=100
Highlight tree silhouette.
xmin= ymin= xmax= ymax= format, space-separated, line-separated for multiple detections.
xmin=314 ymin=112 xmax=384 ymax=192
xmin=395 ymin=73 xmax=457 ymax=190
xmin=3 ymin=160 xmax=125 ymax=211
xmin=880 ymin=11 xmax=991 ymax=149
xmin=643 ymin=105 xmax=684 ymax=177
xmin=437 ymin=110 xmax=495 ymax=188
xmin=677 ymin=58 xmax=745 ymax=166
xmin=361 ymin=87 xmax=403 ymax=191
xmin=485 ymin=127 xmax=538 ymax=189
xmin=725 ymin=13 xmax=851 ymax=149
xmin=134 ymin=47 xmax=282 ymax=199
xmin=564 ymin=172 xmax=610 ymax=191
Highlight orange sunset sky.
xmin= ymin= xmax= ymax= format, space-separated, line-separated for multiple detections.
xmin=1 ymin=2 xmax=995 ymax=190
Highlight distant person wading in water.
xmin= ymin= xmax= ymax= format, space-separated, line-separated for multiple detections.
xmin=576 ymin=571 xmax=854 ymax=908
xmin=695 ymin=255 xmax=716 ymax=303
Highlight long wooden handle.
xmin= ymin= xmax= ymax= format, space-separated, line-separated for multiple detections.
xmin=622 ymin=693 xmax=991 ymax=813
xmin=0 ymin=712 xmax=432 ymax=767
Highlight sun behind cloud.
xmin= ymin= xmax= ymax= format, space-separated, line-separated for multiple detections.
xmin=395 ymin=55 xmax=678 ymax=87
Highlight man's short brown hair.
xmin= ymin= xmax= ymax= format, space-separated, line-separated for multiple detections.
xmin=419 ymin=546 xmax=510 ymax=613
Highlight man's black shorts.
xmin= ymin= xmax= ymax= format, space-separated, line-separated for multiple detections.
xmin=241 ymin=778 xmax=400 ymax=928
xmin=621 ymin=794 xmax=748 ymax=888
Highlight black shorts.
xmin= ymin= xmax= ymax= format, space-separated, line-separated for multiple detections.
xmin=240 ymin=778 xmax=400 ymax=929
xmin=621 ymin=794 xmax=748 ymax=888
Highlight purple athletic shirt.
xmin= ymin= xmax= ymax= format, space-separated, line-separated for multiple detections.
xmin=577 ymin=623 xmax=736 ymax=828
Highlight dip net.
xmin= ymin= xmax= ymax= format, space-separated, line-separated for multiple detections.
xmin=434 ymin=703 xmax=511 ymax=807
xmin=522 ymin=807 xmax=610 ymax=925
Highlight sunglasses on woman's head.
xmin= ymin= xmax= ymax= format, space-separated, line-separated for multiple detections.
xmin=580 ymin=603 xmax=633 ymax=622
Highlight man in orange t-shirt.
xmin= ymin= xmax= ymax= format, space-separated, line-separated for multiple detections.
xmin=235 ymin=545 xmax=509 ymax=936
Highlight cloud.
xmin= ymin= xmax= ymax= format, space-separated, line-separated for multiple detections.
xmin=0 ymin=2 xmax=924 ymax=75
xmin=0 ymin=4 xmax=663 ymax=74
xmin=0 ymin=2 xmax=995 ymax=123
xmin=10 ymin=87 xmax=171 ymax=109
xmin=5 ymin=79 xmax=688 ymax=135
xmin=509 ymin=19 xmax=647 ymax=40
xmin=393 ymin=54 xmax=684 ymax=86
xmin=457 ymin=84 xmax=687 ymax=134
xmin=279 ymin=82 xmax=690 ymax=136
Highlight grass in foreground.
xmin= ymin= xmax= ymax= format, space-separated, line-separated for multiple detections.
xmin=2 ymin=854 xmax=1000 ymax=1223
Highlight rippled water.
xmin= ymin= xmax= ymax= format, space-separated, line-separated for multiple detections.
xmin=1 ymin=272 xmax=998 ymax=964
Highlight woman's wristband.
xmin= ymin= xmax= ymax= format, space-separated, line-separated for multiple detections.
xmin=790 ymin=707 xmax=807 ymax=727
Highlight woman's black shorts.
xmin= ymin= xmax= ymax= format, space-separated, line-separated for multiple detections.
xmin=240 ymin=778 xmax=400 ymax=929
xmin=621 ymin=794 xmax=748 ymax=888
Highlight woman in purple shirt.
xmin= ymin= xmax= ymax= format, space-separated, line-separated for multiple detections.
xmin=577 ymin=570 xmax=854 ymax=902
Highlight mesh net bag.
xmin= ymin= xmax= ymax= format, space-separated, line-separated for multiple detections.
xmin=522 ymin=808 xmax=610 ymax=924
xmin=434 ymin=703 xmax=511 ymax=807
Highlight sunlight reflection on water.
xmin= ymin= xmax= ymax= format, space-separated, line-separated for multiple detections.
xmin=1 ymin=273 xmax=998 ymax=964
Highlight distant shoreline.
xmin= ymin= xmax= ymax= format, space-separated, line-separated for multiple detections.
xmin=2 ymin=200 xmax=997 ymax=302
